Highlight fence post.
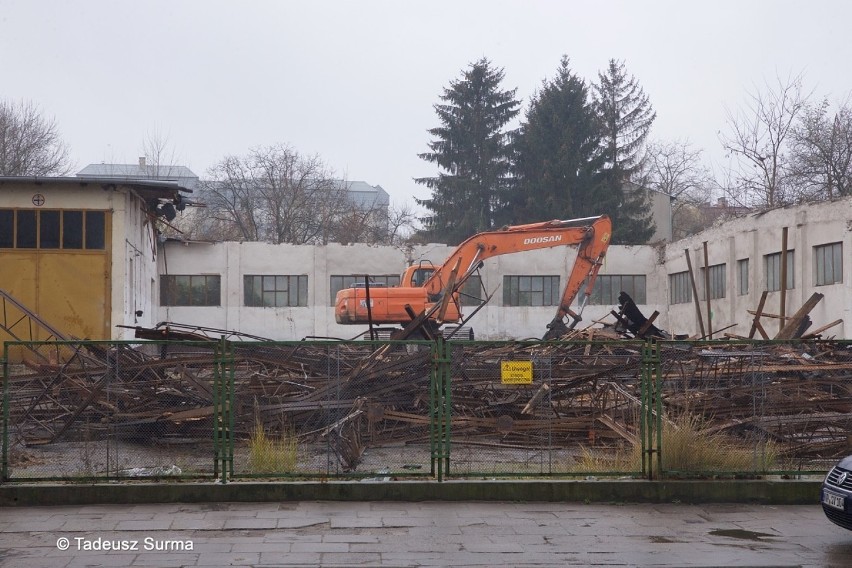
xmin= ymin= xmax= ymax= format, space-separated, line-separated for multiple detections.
xmin=442 ymin=338 xmax=452 ymax=478
xmin=213 ymin=337 xmax=234 ymax=483
xmin=1 ymin=344 xmax=7 ymax=483
xmin=429 ymin=340 xmax=437 ymax=478
xmin=226 ymin=340 xmax=235 ymax=480
xmin=430 ymin=337 xmax=453 ymax=482
xmin=641 ymin=340 xmax=661 ymax=480
xmin=213 ymin=339 xmax=221 ymax=481
xmin=653 ymin=340 xmax=663 ymax=479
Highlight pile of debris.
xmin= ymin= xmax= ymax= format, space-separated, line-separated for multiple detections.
xmin=6 ymin=325 xmax=852 ymax=471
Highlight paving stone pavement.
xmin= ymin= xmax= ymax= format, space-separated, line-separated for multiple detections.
xmin=1 ymin=501 xmax=850 ymax=567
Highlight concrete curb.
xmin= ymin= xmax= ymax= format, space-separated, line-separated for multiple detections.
xmin=0 ymin=480 xmax=822 ymax=507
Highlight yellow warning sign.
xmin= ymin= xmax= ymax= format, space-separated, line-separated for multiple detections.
xmin=501 ymin=360 xmax=533 ymax=384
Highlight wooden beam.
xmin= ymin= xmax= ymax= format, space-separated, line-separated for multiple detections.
xmin=746 ymin=310 xmax=791 ymax=320
xmin=801 ymin=319 xmax=844 ymax=339
xmin=521 ymin=383 xmax=551 ymax=415
xmin=684 ymin=248 xmax=706 ymax=338
xmin=780 ymin=227 xmax=788 ymax=333
xmin=637 ymin=311 xmax=660 ymax=337
xmin=703 ymin=241 xmax=713 ymax=339
xmin=748 ymin=291 xmax=770 ymax=340
xmin=775 ymin=292 xmax=824 ymax=339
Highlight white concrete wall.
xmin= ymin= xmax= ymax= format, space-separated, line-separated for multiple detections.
xmin=155 ymin=240 xmax=668 ymax=340
xmin=664 ymin=199 xmax=852 ymax=339
xmin=648 ymin=190 xmax=673 ymax=243
xmin=114 ymin=188 xmax=161 ymax=339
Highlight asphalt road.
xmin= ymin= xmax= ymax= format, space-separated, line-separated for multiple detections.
xmin=1 ymin=501 xmax=850 ymax=567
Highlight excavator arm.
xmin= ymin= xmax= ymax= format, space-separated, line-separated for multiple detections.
xmin=543 ymin=215 xmax=612 ymax=339
xmin=420 ymin=216 xmax=611 ymax=301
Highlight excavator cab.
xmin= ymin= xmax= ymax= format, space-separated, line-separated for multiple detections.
xmin=404 ymin=263 xmax=436 ymax=287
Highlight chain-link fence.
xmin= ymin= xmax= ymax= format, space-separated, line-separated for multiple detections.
xmin=445 ymin=340 xmax=647 ymax=477
xmin=3 ymin=337 xmax=848 ymax=482
xmin=655 ymin=340 xmax=852 ymax=477
xmin=1 ymin=339 xmax=438 ymax=482
xmin=2 ymin=340 xmax=219 ymax=481
xmin=227 ymin=341 xmax=437 ymax=479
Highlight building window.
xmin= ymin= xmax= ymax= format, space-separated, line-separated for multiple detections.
xmin=16 ymin=210 xmax=36 ymax=248
xmin=737 ymin=259 xmax=749 ymax=295
xmin=160 ymin=275 xmax=221 ymax=306
xmin=329 ymin=274 xmax=400 ymax=305
xmin=459 ymin=275 xmax=483 ymax=306
xmin=503 ymin=275 xmax=560 ymax=306
xmin=0 ymin=210 xmax=14 ymax=248
xmin=245 ymin=275 xmax=308 ymax=307
xmin=764 ymin=251 xmax=795 ymax=292
xmin=814 ymin=242 xmax=843 ymax=286
xmin=699 ymin=263 xmax=726 ymax=300
xmin=669 ymin=271 xmax=691 ymax=305
xmin=588 ymin=275 xmax=646 ymax=305
xmin=85 ymin=211 xmax=106 ymax=249
xmin=0 ymin=209 xmax=106 ymax=250
xmin=63 ymin=210 xmax=84 ymax=249
xmin=39 ymin=210 xmax=61 ymax=249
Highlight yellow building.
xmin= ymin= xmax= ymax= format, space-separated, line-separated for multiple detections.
xmin=0 ymin=176 xmax=191 ymax=344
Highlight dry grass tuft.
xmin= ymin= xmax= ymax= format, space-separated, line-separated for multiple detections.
xmin=570 ymin=413 xmax=777 ymax=475
xmin=248 ymin=421 xmax=298 ymax=474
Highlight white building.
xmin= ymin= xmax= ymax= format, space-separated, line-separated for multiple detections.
xmin=156 ymin=239 xmax=664 ymax=340
xmin=154 ymin=198 xmax=851 ymax=341
xmin=664 ymin=198 xmax=852 ymax=339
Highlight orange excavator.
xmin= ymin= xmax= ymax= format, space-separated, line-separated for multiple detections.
xmin=334 ymin=215 xmax=612 ymax=339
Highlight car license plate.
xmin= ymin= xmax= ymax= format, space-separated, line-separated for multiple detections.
xmin=823 ymin=490 xmax=845 ymax=510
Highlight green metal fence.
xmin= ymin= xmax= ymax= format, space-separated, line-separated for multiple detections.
xmin=2 ymin=337 xmax=848 ymax=483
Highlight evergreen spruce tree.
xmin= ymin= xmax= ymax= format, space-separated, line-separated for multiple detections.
xmin=509 ymin=56 xmax=607 ymax=224
xmin=415 ymin=58 xmax=519 ymax=244
xmin=593 ymin=59 xmax=656 ymax=243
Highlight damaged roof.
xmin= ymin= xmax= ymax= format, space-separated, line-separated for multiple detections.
xmin=0 ymin=175 xmax=193 ymax=201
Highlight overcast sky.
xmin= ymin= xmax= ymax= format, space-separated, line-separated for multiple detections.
xmin=3 ymin=0 xmax=850 ymax=209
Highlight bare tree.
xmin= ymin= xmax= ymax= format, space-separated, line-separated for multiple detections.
xmin=637 ymin=139 xmax=715 ymax=239
xmin=140 ymin=127 xmax=181 ymax=178
xmin=0 ymin=99 xmax=72 ymax=176
xmin=385 ymin=203 xmax=418 ymax=245
xmin=641 ymin=140 xmax=712 ymax=202
xmin=190 ymin=144 xmax=381 ymax=245
xmin=719 ymin=73 xmax=808 ymax=208
xmin=788 ymin=95 xmax=852 ymax=201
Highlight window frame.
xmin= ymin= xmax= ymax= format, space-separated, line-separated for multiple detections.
xmin=245 ymin=275 xmax=308 ymax=308
xmin=699 ymin=263 xmax=727 ymax=300
xmin=0 ymin=208 xmax=107 ymax=250
xmin=737 ymin=259 xmax=749 ymax=296
xmin=502 ymin=275 xmax=561 ymax=307
xmin=813 ymin=242 xmax=843 ymax=286
xmin=669 ymin=271 xmax=691 ymax=305
xmin=160 ymin=274 xmax=222 ymax=307
xmin=764 ymin=250 xmax=795 ymax=292
xmin=588 ymin=274 xmax=647 ymax=305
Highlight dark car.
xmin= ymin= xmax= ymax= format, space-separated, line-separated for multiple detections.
xmin=822 ymin=455 xmax=852 ymax=530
